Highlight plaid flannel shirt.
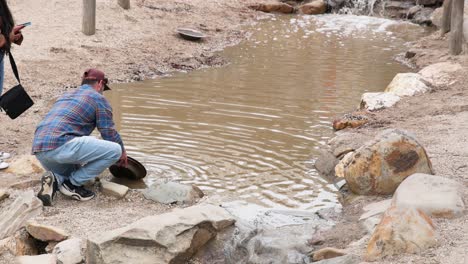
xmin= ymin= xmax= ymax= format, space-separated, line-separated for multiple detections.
xmin=32 ymin=85 xmax=124 ymax=153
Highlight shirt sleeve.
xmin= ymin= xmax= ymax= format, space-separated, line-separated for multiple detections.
xmin=95 ymin=96 xmax=125 ymax=151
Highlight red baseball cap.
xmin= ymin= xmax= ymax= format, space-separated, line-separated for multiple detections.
xmin=82 ymin=69 xmax=111 ymax=91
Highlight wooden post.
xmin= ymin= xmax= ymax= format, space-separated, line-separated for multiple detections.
xmin=118 ymin=0 xmax=130 ymax=9
xmin=82 ymin=0 xmax=96 ymax=35
xmin=440 ymin=0 xmax=452 ymax=36
xmin=449 ymin=0 xmax=464 ymax=55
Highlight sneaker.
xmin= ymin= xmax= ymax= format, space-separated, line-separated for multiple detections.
xmin=59 ymin=180 xmax=95 ymax=201
xmin=0 ymin=160 xmax=8 ymax=170
xmin=0 ymin=151 xmax=11 ymax=160
xmin=37 ymin=171 xmax=58 ymax=206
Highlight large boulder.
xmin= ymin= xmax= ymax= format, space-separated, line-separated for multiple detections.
xmin=0 ymin=191 xmax=42 ymax=240
xmin=87 ymin=204 xmax=235 ymax=264
xmin=341 ymin=129 xmax=433 ymax=195
xmin=359 ymin=92 xmax=400 ymax=111
xmin=366 ymin=206 xmax=436 ymax=261
xmin=384 ymin=73 xmax=431 ymax=97
xmin=392 ymin=173 xmax=465 ymax=218
xmin=418 ymin=62 xmax=463 ymax=88
xmin=249 ymin=3 xmax=295 ymax=14
xmin=298 ymin=0 xmax=327 ymax=15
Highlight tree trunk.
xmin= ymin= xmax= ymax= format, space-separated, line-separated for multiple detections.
xmin=118 ymin=0 xmax=130 ymax=9
xmin=441 ymin=0 xmax=452 ymax=36
xmin=449 ymin=0 xmax=464 ymax=55
xmin=82 ymin=0 xmax=96 ymax=35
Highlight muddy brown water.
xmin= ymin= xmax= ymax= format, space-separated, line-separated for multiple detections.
xmin=109 ymin=15 xmax=429 ymax=210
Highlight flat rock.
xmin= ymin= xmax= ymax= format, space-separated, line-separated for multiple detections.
xmin=0 ymin=190 xmax=43 ymax=240
xmin=143 ymin=181 xmax=204 ymax=205
xmin=4 ymin=155 xmax=45 ymax=176
xmin=26 ymin=222 xmax=69 ymax=242
xmin=360 ymin=92 xmax=400 ymax=111
xmin=53 ymin=238 xmax=85 ymax=264
xmin=16 ymin=254 xmax=57 ymax=264
xmin=87 ymin=204 xmax=235 ymax=264
xmin=384 ymin=73 xmax=431 ymax=97
xmin=100 ymin=180 xmax=129 ymax=198
xmin=392 ymin=173 xmax=465 ymax=218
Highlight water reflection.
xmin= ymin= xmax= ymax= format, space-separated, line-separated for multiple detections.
xmin=109 ymin=15 xmax=427 ymax=210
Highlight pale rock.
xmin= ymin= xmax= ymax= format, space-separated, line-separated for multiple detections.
xmin=219 ymin=201 xmax=337 ymax=264
xmin=16 ymin=254 xmax=57 ymax=264
xmin=334 ymin=152 xmax=354 ymax=178
xmin=359 ymin=92 xmax=400 ymax=111
xmin=430 ymin=7 xmax=442 ymax=28
xmin=312 ymin=247 xmax=347 ymax=261
xmin=87 ymin=204 xmax=235 ymax=264
xmin=313 ymin=254 xmax=360 ymax=264
xmin=100 ymin=180 xmax=129 ymax=198
xmin=26 ymin=222 xmax=69 ymax=242
xmin=298 ymin=0 xmax=327 ymax=14
xmin=384 ymin=73 xmax=430 ymax=97
xmin=0 ymin=190 xmax=43 ymax=240
xmin=0 ymin=189 xmax=9 ymax=202
xmin=366 ymin=206 xmax=436 ymax=261
xmin=53 ymin=238 xmax=85 ymax=264
xmin=4 ymin=155 xmax=45 ymax=176
xmin=342 ymin=129 xmax=433 ymax=195
xmin=392 ymin=173 xmax=465 ymax=218
xmin=359 ymin=199 xmax=392 ymax=220
xmin=419 ymin=62 xmax=462 ymax=88
xmin=143 ymin=181 xmax=204 ymax=205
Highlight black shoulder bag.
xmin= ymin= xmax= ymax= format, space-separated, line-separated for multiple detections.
xmin=0 ymin=52 xmax=34 ymax=119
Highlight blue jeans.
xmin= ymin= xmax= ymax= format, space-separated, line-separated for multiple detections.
xmin=0 ymin=55 xmax=4 ymax=95
xmin=35 ymin=136 xmax=122 ymax=186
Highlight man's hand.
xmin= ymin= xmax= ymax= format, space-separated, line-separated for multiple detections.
xmin=10 ymin=25 xmax=24 ymax=45
xmin=118 ymin=150 xmax=128 ymax=167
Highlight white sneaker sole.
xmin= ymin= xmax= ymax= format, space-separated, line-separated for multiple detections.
xmin=0 ymin=162 xmax=8 ymax=170
xmin=59 ymin=184 xmax=95 ymax=201
xmin=37 ymin=172 xmax=55 ymax=206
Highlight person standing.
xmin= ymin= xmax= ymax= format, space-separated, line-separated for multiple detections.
xmin=0 ymin=0 xmax=25 ymax=170
xmin=33 ymin=69 xmax=128 ymax=206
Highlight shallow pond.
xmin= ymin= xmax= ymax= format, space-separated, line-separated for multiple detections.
xmin=109 ymin=15 xmax=428 ymax=210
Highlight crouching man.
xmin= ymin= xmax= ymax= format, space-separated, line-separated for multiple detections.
xmin=33 ymin=69 xmax=127 ymax=206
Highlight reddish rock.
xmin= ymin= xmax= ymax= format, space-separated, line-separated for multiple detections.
xmin=249 ymin=3 xmax=294 ymax=14
xmin=298 ymin=0 xmax=327 ymax=15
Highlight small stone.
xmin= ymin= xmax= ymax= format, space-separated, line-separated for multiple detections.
xmin=312 ymin=247 xmax=347 ymax=261
xmin=100 ymin=180 xmax=129 ymax=198
xmin=26 ymin=222 xmax=69 ymax=242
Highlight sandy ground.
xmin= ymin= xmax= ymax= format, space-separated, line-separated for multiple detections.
xmin=0 ymin=0 xmax=467 ymax=263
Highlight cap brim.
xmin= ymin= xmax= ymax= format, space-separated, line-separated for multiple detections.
xmin=104 ymin=84 xmax=111 ymax=91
